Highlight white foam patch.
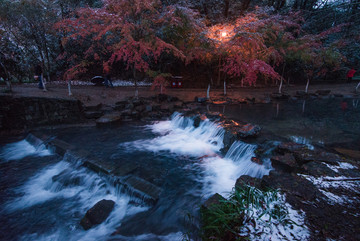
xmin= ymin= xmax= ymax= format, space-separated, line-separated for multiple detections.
xmin=0 ymin=139 xmax=51 ymax=161
xmin=120 ymin=113 xmax=224 ymax=157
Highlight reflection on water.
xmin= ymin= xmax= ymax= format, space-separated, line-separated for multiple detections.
xmin=208 ymin=98 xmax=360 ymax=149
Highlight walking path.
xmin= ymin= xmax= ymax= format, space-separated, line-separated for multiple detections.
xmin=2 ymin=82 xmax=359 ymax=106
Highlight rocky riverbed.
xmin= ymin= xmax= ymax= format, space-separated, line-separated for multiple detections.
xmin=1 ymin=88 xmax=360 ymax=240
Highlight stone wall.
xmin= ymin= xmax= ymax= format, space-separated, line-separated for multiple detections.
xmin=0 ymin=96 xmax=84 ymax=130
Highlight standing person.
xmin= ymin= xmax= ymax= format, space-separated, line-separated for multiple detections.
xmin=347 ymin=68 xmax=356 ymax=83
xmin=35 ymin=64 xmax=43 ymax=89
xmin=104 ymin=73 xmax=113 ymax=88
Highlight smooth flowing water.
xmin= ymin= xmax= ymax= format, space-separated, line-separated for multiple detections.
xmin=0 ymin=113 xmax=271 ymax=241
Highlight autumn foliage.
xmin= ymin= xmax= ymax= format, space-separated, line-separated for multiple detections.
xmin=54 ymin=2 xmax=348 ymax=87
xmin=0 ymin=0 xmax=353 ymax=87
xmin=56 ymin=0 xmax=202 ymax=80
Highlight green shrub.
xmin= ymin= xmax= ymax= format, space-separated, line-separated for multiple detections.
xmin=200 ymin=184 xmax=292 ymax=241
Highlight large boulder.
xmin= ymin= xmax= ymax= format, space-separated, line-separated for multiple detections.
xmin=222 ymin=120 xmax=261 ymax=150
xmin=80 ymin=199 xmax=115 ymax=230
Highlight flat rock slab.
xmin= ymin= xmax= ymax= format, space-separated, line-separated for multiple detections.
xmin=122 ymin=175 xmax=162 ymax=205
xmin=96 ymin=112 xmax=121 ymax=125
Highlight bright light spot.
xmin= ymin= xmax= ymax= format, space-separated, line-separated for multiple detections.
xmin=221 ymin=32 xmax=227 ymax=37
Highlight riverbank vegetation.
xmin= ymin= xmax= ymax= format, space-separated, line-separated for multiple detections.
xmin=200 ymin=184 xmax=296 ymax=240
xmin=0 ymin=0 xmax=359 ymax=87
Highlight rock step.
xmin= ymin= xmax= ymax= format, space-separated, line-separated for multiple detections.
xmin=118 ymin=175 xmax=162 ymax=205
xmin=31 ymin=133 xmax=162 ymax=205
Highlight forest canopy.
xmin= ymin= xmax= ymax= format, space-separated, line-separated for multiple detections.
xmin=0 ymin=0 xmax=359 ymax=87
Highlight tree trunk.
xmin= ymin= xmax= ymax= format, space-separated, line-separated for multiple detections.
xmin=224 ymin=0 xmax=230 ymax=19
xmin=217 ymin=56 xmax=222 ymax=86
xmin=279 ymin=78 xmax=283 ymax=93
xmin=240 ymin=0 xmax=252 ymax=15
xmin=133 ymin=66 xmax=138 ymax=98
xmin=43 ymin=38 xmax=52 ymax=82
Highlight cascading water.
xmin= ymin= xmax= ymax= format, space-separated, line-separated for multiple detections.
xmin=0 ymin=146 xmax=147 ymax=241
xmin=0 ymin=137 xmax=51 ymax=162
xmin=120 ymin=112 xmax=272 ymax=198
xmin=120 ymin=112 xmax=225 ymax=157
xmin=0 ymin=112 xmax=272 ymax=240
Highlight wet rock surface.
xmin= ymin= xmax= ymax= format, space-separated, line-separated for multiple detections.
xmin=97 ymin=94 xmax=187 ymax=122
xmin=261 ymin=167 xmax=360 ymax=241
xmin=80 ymin=199 xmax=115 ymax=230
xmin=262 ymin=140 xmax=360 ymax=240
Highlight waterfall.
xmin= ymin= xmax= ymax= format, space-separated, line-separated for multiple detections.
xmin=0 ymin=135 xmax=52 ymax=162
xmin=120 ymin=112 xmax=271 ymax=198
xmin=121 ymin=112 xmax=225 ymax=156
xmin=4 ymin=151 xmax=148 ymax=241
xmin=201 ymin=141 xmax=271 ymax=197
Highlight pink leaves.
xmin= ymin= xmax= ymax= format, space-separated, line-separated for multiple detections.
xmin=224 ymin=58 xmax=280 ymax=86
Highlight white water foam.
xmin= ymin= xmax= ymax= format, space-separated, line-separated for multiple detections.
xmin=0 ymin=139 xmax=51 ymax=162
xmin=201 ymin=141 xmax=272 ymax=197
xmin=120 ymin=113 xmax=225 ymax=157
xmin=120 ymin=113 xmax=271 ymax=198
xmin=7 ymin=154 xmax=148 ymax=241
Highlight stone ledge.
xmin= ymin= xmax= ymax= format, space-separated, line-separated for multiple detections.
xmin=31 ymin=132 xmax=162 ymax=205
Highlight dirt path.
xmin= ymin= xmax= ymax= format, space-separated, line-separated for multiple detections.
xmin=2 ymin=82 xmax=359 ymax=106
